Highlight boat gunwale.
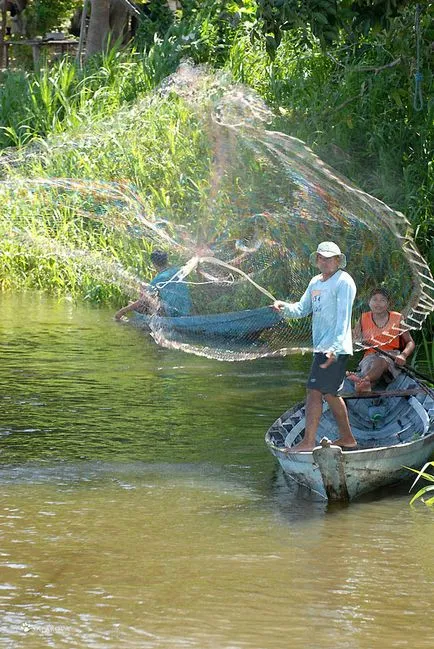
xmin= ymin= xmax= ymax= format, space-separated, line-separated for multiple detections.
xmin=265 ymin=429 xmax=434 ymax=459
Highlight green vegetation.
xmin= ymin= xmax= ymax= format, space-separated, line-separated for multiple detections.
xmin=254 ymin=0 xmax=412 ymax=55
xmin=0 ymin=87 xmax=211 ymax=305
xmin=408 ymin=462 xmax=434 ymax=507
xmin=24 ymin=0 xmax=80 ymax=37
xmin=0 ymin=1 xmax=432 ymax=365
xmin=0 ymin=41 xmax=182 ymax=147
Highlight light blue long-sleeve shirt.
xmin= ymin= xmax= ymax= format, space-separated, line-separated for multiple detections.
xmin=281 ymin=270 xmax=356 ymax=355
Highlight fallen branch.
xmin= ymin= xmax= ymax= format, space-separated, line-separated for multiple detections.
xmin=352 ymin=57 xmax=402 ymax=73
xmin=117 ymin=0 xmax=141 ymax=17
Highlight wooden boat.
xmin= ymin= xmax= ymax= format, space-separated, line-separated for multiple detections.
xmin=265 ymin=372 xmax=434 ymax=502
xmin=131 ymin=306 xmax=283 ymax=340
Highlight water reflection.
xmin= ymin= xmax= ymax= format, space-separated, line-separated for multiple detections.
xmin=0 ymin=293 xmax=433 ymax=649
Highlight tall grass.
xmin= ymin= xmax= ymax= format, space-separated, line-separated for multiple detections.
xmin=0 ymin=34 xmax=183 ymax=148
xmin=0 ymin=33 xmax=196 ymax=306
xmin=0 ymin=84 xmax=212 ymax=305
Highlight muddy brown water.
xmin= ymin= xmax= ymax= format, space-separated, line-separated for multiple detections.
xmin=0 ymin=293 xmax=433 ymax=648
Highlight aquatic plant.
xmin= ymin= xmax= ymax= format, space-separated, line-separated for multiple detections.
xmin=408 ymin=462 xmax=434 ymax=507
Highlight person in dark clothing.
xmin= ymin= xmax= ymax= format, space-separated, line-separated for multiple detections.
xmin=115 ymin=250 xmax=192 ymax=320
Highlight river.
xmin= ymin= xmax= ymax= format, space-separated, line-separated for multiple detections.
xmin=0 ymin=293 xmax=432 ymax=648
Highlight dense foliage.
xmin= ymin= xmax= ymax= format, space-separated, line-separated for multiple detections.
xmin=254 ymin=0 xmax=413 ymax=55
xmin=24 ymin=0 xmax=81 ymax=37
xmin=0 ymin=63 xmax=211 ymax=304
xmin=134 ymin=0 xmax=175 ymax=49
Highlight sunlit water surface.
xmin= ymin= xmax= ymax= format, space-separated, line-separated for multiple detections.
xmin=0 ymin=293 xmax=433 ymax=649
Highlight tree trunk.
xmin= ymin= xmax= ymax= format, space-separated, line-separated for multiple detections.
xmin=86 ymin=0 xmax=110 ymax=59
xmin=14 ymin=0 xmax=27 ymax=11
xmin=109 ymin=0 xmax=129 ymax=46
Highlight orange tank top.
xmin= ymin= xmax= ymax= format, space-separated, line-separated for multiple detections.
xmin=361 ymin=311 xmax=402 ymax=356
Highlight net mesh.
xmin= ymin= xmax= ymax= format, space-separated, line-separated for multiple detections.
xmin=1 ymin=63 xmax=433 ymax=361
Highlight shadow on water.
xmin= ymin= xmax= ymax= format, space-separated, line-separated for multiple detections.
xmin=0 ymin=458 xmax=331 ymax=522
xmin=264 ymin=465 xmax=329 ymax=520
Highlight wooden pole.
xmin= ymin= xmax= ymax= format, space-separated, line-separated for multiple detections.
xmin=76 ymin=0 xmax=89 ymax=67
xmin=0 ymin=7 xmax=7 ymax=69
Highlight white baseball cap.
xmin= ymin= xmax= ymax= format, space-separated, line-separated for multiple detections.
xmin=309 ymin=241 xmax=347 ymax=268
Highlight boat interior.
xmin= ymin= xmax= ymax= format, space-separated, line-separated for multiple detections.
xmin=268 ymin=373 xmax=434 ymax=450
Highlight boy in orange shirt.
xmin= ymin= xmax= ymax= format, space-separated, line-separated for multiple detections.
xmin=347 ymin=288 xmax=415 ymax=392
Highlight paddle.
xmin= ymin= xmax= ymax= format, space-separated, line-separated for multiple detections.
xmin=341 ymin=388 xmax=424 ymax=400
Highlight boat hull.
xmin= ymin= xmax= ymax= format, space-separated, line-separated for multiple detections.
xmin=268 ymin=434 xmax=434 ymax=501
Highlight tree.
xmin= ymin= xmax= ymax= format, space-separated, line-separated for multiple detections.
xmin=255 ymin=0 xmax=414 ymax=57
xmin=109 ymin=0 xmax=129 ymax=43
xmin=0 ymin=0 xmax=28 ymax=35
xmin=86 ymin=0 xmax=111 ymax=57
xmin=85 ymin=0 xmax=140 ymax=59
xmin=24 ymin=0 xmax=81 ymax=37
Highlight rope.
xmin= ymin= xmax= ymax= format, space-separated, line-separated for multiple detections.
xmin=413 ymin=3 xmax=423 ymax=111
xmin=199 ymin=256 xmax=277 ymax=302
xmin=155 ymin=255 xmax=277 ymax=302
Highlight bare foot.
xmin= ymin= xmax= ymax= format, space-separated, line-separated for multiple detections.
xmin=347 ymin=372 xmax=371 ymax=392
xmin=283 ymin=441 xmax=315 ymax=453
xmin=332 ymin=438 xmax=358 ymax=450
xmin=355 ymin=377 xmax=371 ymax=393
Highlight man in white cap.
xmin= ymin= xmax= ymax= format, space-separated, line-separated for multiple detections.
xmin=273 ymin=241 xmax=357 ymax=452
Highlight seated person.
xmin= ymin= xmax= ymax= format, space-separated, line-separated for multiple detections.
xmin=115 ymin=250 xmax=192 ymax=320
xmin=347 ymin=288 xmax=415 ymax=392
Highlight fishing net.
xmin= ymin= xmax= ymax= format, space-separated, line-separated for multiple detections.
xmin=0 ymin=63 xmax=433 ymax=361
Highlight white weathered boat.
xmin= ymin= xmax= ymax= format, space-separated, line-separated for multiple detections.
xmin=265 ymin=373 xmax=434 ymax=502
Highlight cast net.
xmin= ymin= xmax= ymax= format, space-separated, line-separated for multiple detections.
xmin=0 ymin=63 xmax=433 ymax=361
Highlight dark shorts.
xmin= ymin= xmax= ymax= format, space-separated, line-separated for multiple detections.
xmin=307 ymin=353 xmax=350 ymax=395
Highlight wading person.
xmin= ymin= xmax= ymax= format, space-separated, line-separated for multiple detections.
xmin=347 ymin=287 xmax=415 ymax=392
xmin=272 ymin=241 xmax=357 ymax=452
xmin=115 ymin=250 xmax=192 ymax=320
